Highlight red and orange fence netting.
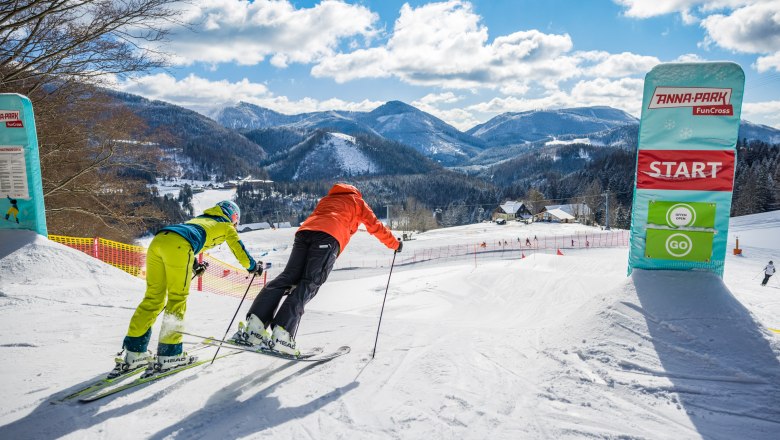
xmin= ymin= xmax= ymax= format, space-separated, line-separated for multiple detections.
xmin=334 ymin=229 xmax=630 ymax=269
xmin=48 ymin=235 xmax=266 ymax=299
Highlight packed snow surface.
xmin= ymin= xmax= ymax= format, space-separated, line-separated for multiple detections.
xmin=1 ymin=209 xmax=779 ymax=439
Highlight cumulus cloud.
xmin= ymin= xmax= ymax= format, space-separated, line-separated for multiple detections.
xmin=579 ymin=51 xmax=661 ymax=77
xmin=465 ymin=78 xmax=645 ymax=118
xmin=756 ymin=52 xmax=780 ymax=72
xmin=112 ymin=73 xmax=381 ymax=116
xmin=700 ymin=1 xmax=780 ymax=54
xmin=613 ymin=0 xmax=751 ymax=19
xmin=153 ymin=0 xmax=378 ymax=67
xmin=113 ymin=73 xmax=271 ymax=111
xmin=742 ymin=100 xmax=780 ymax=128
xmin=312 ymin=1 xmax=580 ymax=90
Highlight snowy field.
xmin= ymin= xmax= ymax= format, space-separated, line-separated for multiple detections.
xmin=1 ymin=208 xmax=779 ymax=439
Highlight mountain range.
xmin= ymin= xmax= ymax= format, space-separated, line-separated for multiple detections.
xmin=107 ymin=90 xmax=780 ymax=181
xmin=214 ymin=100 xmax=486 ymax=165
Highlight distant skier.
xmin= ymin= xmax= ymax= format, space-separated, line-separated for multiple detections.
xmin=113 ymin=201 xmax=263 ymax=376
xmin=5 ymin=196 xmax=19 ymax=223
xmin=232 ymin=183 xmax=400 ymax=356
xmin=761 ymin=261 xmax=775 ymax=287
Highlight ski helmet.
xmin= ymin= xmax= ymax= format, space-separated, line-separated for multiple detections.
xmin=217 ymin=200 xmax=240 ymax=225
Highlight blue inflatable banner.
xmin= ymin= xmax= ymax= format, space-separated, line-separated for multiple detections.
xmin=628 ymin=62 xmax=744 ymax=277
xmin=0 ymin=94 xmax=47 ymax=236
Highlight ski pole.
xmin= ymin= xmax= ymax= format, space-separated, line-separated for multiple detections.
xmin=371 ymin=250 xmax=398 ymax=359
xmin=211 ymin=272 xmax=257 ymax=365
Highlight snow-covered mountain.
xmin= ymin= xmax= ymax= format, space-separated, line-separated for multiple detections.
xmin=467 ymin=106 xmax=639 ymax=148
xmin=359 ymin=101 xmax=486 ymax=165
xmin=211 ymin=102 xmax=308 ymax=130
xmin=739 ymin=120 xmax=780 ymax=144
xmin=215 ymin=101 xmax=486 ymax=166
xmin=266 ymin=130 xmax=440 ymax=181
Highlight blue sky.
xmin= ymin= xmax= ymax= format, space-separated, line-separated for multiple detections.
xmin=113 ymin=0 xmax=780 ymax=130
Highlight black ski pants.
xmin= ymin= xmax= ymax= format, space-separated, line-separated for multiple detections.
xmin=247 ymin=230 xmax=339 ymax=335
xmin=762 ymin=274 xmax=772 ymax=286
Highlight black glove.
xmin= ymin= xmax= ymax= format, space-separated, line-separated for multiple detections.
xmin=249 ymin=261 xmax=264 ymax=275
xmin=192 ymin=261 xmax=209 ymax=278
xmin=396 ymin=238 xmax=403 ymax=253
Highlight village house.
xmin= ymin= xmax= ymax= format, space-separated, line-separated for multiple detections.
xmin=492 ymin=201 xmax=534 ymax=222
xmin=535 ymin=203 xmax=592 ymax=223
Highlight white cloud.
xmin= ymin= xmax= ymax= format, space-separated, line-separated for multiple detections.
xmin=570 ymin=78 xmax=646 ymax=115
xmin=465 ymin=78 xmax=645 ymax=121
xmin=755 ymin=52 xmax=780 ymax=72
xmin=579 ymin=51 xmax=661 ymax=77
xmin=312 ymin=1 xmax=580 ymax=90
xmin=112 ymin=73 xmax=381 ymax=116
xmin=742 ymin=100 xmax=780 ymax=128
xmin=113 ymin=73 xmax=271 ymax=112
xmin=700 ymin=1 xmax=780 ymax=54
xmin=613 ymin=0 xmax=751 ymax=19
xmin=154 ymin=0 xmax=378 ymax=67
xmin=415 ymin=92 xmax=463 ymax=106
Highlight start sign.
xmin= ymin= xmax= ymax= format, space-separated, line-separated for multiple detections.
xmin=628 ymin=62 xmax=744 ymax=277
xmin=636 ymin=150 xmax=735 ymax=191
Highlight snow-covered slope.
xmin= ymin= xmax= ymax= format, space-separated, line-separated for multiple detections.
xmin=1 ymin=211 xmax=779 ymax=439
xmin=290 ymin=132 xmax=378 ymax=180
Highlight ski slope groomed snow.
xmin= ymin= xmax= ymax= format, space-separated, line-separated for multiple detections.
xmin=1 ymin=211 xmax=779 ymax=439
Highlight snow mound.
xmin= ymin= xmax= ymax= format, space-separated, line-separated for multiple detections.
xmin=0 ymin=230 xmax=140 ymax=290
xmin=539 ymin=269 xmax=780 ymax=439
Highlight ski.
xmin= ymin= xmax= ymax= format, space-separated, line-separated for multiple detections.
xmin=56 ymin=367 xmax=146 ymax=402
xmin=180 ymin=331 xmax=350 ymax=362
xmin=56 ymin=343 xmax=212 ymax=402
xmin=78 ymin=349 xmax=242 ymax=403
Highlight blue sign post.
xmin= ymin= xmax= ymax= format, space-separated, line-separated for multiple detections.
xmin=627 ymin=62 xmax=744 ymax=277
xmin=0 ymin=94 xmax=47 ymax=236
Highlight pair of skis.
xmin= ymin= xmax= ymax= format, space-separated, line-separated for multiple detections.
xmin=179 ymin=331 xmax=350 ymax=363
xmin=58 ymin=337 xmax=349 ymax=403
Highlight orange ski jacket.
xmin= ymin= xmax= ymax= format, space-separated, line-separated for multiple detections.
xmin=298 ymin=184 xmax=399 ymax=254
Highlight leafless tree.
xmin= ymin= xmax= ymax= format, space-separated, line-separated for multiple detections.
xmin=0 ymin=0 xmax=182 ymax=96
xmin=0 ymin=0 xmax=186 ymax=240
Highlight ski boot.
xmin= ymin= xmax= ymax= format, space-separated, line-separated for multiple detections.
xmin=271 ymin=326 xmax=300 ymax=357
xmin=143 ymin=351 xmax=197 ymax=377
xmin=231 ymin=314 xmax=272 ymax=349
xmin=109 ymin=349 xmax=154 ymax=379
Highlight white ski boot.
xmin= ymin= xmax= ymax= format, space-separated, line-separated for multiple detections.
xmin=109 ymin=349 xmax=154 ymax=378
xmin=144 ymin=351 xmax=197 ymax=377
xmin=271 ymin=326 xmax=300 ymax=357
xmin=232 ymin=314 xmax=272 ymax=349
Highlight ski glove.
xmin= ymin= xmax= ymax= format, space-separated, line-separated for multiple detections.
xmin=396 ymin=238 xmax=403 ymax=253
xmin=192 ymin=261 xmax=209 ymax=278
xmin=249 ymin=261 xmax=264 ymax=275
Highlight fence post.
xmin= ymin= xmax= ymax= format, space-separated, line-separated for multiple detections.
xmin=93 ymin=237 xmax=99 ymax=259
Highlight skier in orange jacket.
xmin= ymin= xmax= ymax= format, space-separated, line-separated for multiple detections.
xmin=232 ymin=183 xmax=401 ymax=356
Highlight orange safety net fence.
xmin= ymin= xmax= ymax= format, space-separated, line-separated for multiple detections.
xmin=48 ymin=235 xmax=266 ymax=299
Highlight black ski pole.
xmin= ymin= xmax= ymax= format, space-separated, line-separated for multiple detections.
xmin=371 ymin=250 xmax=398 ymax=359
xmin=211 ymin=272 xmax=257 ymax=365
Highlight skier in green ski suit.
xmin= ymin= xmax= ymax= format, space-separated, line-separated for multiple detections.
xmin=112 ymin=200 xmax=263 ymax=376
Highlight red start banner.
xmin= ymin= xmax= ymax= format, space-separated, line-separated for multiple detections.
xmin=636 ymin=149 xmax=735 ymax=191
